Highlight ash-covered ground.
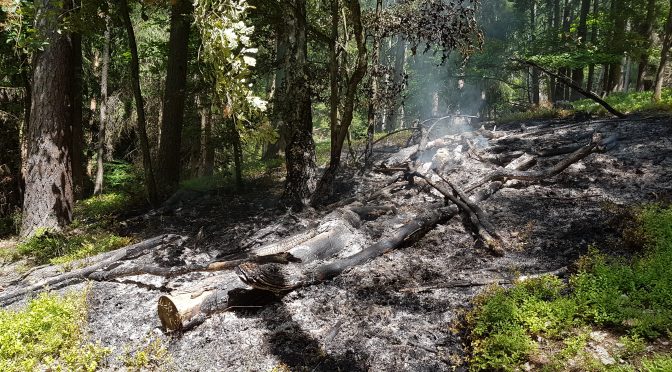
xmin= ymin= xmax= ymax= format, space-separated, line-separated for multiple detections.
xmin=2 ymin=113 xmax=671 ymax=371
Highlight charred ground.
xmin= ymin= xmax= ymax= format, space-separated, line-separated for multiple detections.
xmin=1 ymin=113 xmax=671 ymax=371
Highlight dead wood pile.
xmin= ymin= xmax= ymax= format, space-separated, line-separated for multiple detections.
xmin=0 ymin=123 xmax=619 ymax=333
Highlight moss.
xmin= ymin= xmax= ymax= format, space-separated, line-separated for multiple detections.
xmin=0 ymin=290 xmax=109 ymax=371
xmin=465 ymin=205 xmax=672 ymax=371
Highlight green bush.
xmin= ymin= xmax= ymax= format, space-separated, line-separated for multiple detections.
xmin=466 ymin=205 xmax=672 ymax=371
xmin=102 ymin=161 xmax=144 ymax=195
xmin=0 ymin=291 xmax=109 ymax=371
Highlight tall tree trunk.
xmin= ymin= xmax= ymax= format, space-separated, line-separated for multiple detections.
xmin=21 ymin=0 xmax=75 ymax=237
xmin=158 ymin=0 xmax=193 ymax=199
xmin=231 ymin=121 xmax=243 ymax=190
xmin=311 ymin=0 xmax=367 ymax=205
xmin=71 ymin=28 xmax=86 ymax=200
xmin=555 ymin=0 xmax=572 ymax=101
xmin=386 ymin=35 xmax=406 ymax=129
xmin=119 ymin=0 xmax=158 ymax=206
xmin=653 ymin=0 xmax=672 ymax=102
xmin=571 ymin=0 xmax=591 ymax=100
xmin=636 ymin=0 xmax=657 ymax=91
xmin=550 ymin=0 xmax=562 ymax=101
xmin=280 ymin=0 xmax=318 ymax=209
xmin=364 ymin=0 xmax=382 ymax=166
xmin=606 ymin=0 xmax=626 ymax=93
xmin=262 ymin=26 xmax=289 ymax=161
xmin=530 ymin=0 xmax=540 ymax=105
xmin=19 ymin=61 xmax=31 ymax=201
xmin=586 ymin=0 xmax=599 ymax=92
xmin=329 ymin=0 xmax=340 ymax=164
xmin=199 ymin=94 xmax=214 ymax=177
xmin=94 ymin=16 xmax=111 ymax=195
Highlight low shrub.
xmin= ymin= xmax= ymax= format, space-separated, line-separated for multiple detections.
xmin=0 ymin=291 xmax=109 ymax=371
xmin=466 ymin=205 xmax=672 ymax=371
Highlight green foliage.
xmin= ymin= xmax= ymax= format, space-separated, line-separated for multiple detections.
xmin=74 ymin=162 xmax=146 ymax=226
xmin=496 ymin=107 xmax=572 ymax=124
xmin=0 ymin=211 xmax=21 ymax=237
xmin=573 ymin=89 xmax=672 ymax=115
xmin=468 ymin=276 xmax=576 ymax=370
xmin=9 ymin=228 xmax=131 ymax=266
xmin=466 ymin=205 xmax=672 ymax=371
xmin=76 ymin=193 xmax=132 ymax=222
xmin=572 ymin=206 xmax=672 ymax=338
xmin=0 ymin=291 xmax=109 ymax=371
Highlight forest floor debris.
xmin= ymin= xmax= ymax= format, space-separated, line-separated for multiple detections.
xmin=1 ymin=113 xmax=671 ymax=370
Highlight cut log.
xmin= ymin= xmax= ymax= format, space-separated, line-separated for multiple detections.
xmin=86 ymin=206 xmax=384 ymax=282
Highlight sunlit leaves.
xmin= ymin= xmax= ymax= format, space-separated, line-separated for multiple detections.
xmin=194 ymin=0 xmax=267 ymax=116
xmin=371 ymin=0 xmax=484 ymax=61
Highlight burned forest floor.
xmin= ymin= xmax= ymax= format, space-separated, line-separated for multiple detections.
xmin=1 ymin=112 xmax=672 ymax=371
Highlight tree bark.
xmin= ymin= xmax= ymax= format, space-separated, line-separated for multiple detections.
xmin=653 ymin=0 xmax=672 ymax=102
xmin=94 ymin=16 xmax=111 ymax=195
xmin=530 ymin=1 xmax=540 ymax=105
xmin=199 ymin=94 xmax=214 ymax=177
xmin=606 ymin=0 xmax=626 ymax=93
xmin=71 ymin=29 xmax=86 ymax=200
xmin=364 ymin=0 xmax=383 ymax=166
xmin=231 ymin=121 xmax=243 ymax=190
xmin=21 ymin=0 xmax=75 ymax=237
xmin=158 ymin=0 xmax=193 ymax=199
xmin=386 ymin=36 xmax=407 ymax=129
xmin=571 ymin=0 xmax=591 ymax=101
xmin=635 ymin=0 xmax=656 ymax=91
xmin=119 ymin=0 xmax=158 ymax=206
xmin=262 ymin=25 xmax=289 ymax=161
xmin=280 ymin=0 xmax=318 ymax=209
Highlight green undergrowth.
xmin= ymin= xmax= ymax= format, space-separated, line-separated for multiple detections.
xmin=0 ymin=290 xmax=109 ymax=371
xmin=573 ymin=89 xmax=672 ymax=115
xmin=465 ymin=205 xmax=672 ymax=371
xmin=497 ymin=107 xmax=573 ymax=124
xmin=1 ymin=161 xmax=139 ymax=266
xmin=1 ymin=228 xmax=132 ymax=267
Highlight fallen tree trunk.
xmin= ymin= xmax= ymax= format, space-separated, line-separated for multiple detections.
xmin=0 ymin=234 xmax=183 ymax=306
xmin=465 ymin=133 xmax=617 ymax=193
xmin=159 ymin=152 xmax=538 ymax=331
xmin=84 ymin=205 xmax=390 ymax=282
xmin=512 ymin=58 xmax=626 ymax=119
xmin=414 ymin=173 xmax=503 ymax=255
